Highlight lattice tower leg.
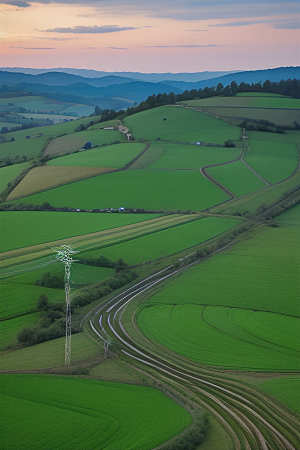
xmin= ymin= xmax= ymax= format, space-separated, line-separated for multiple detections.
xmin=65 ymin=263 xmax=71 ymax=366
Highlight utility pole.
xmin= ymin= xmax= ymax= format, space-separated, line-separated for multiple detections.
xmin=52 ymin=245 xmax=79 ymax=366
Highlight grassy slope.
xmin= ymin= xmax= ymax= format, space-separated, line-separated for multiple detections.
xmin=8 ymin=170 xmax=230 ymax=211
xmin=245 ymin=139 xmax=299 ymax=184
xmin=0 ymin=313 xmax=40 ymax=349
xmin=0 ymin=136 xmax=49 ymax=159
xmin=138 ymin=304 xmax=299 ymax=370
xmin=83 ymin=216 xmax=240 ymax=265
xmin=207 ymin=160 xmax=267 ymax=196
xmin=137 ymin=206 xmax=300 ymax=370
xmin=257 ymin=377 xmax=300 ymax=414
xmin=7 ymin=166 xmax=114 ymax=200
xmin=183 ymin=96 xmax=300 ymax=109
xmin=210 ymin=169 xmax=300 ymax=216
xmin=246 ymin=130 xmax=300 ymax=144
xmin=124 ymin=106 xmax=241 ymax=143
xmin=139 ymin=144 xmax=241 ymax=169
xmin=196 ymin=107 xmax=300 ymax=126
xmin=0 ymin=212 xmax=160 ymax=253
xmin=0 ymin=162 xmax=30 ymax=194
xmin=47 ymin=142 xmax=145 ymax=168
xmin=44 ymin=129 xmax=126 ymax=156
xmin=0 ymin=332 xmax=99 ymax=369
xmin=1 ymin=116 xmax=101 ymax=142
xmin=0 ymin=374 xmax=192 ymax=450
xmin=0 ymin=283 xmax=63 ymax=319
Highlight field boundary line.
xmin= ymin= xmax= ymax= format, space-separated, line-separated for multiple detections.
xmin=122 ymin=144 xmax=150 ymax=170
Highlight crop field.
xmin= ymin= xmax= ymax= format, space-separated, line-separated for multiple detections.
xmin=0 ymin=96 xmax=95 ymax=118
xmin=137 ymin=304 xmax=299 ymax=370
xmin=59 ymin=105 xmax=95 ymax=116
xmin=44 ymin=129 xmax=126 ymax=156
xmin=236 ymin=93 xmax=286 ymax=97
xmin=183 ymin=95 xmax=300 ymax=109
xmin=195 ymin=107 xmax=300 ymax=127
xmin=211 ymin=169 xmax=300 ymax=216
xmin=124 ymin=105 xmax=241 ymax=143
xmin=130 ymin=143 xmax=241 ymax=170
xmin=257 ymin=377 xmax=300 ymax=414
xmin=0 ymin=121 xmax=22 ymax=131
xmin=0 ymin=211 xmax=160 ymax=253
xmin=4 ymin=262 xmax=114 ymax=287
xmin=90 ymin=119 xmax=119 ymax=130
xmin=1 ymin=115 xmax=99 ymax=142
xmin=10 ymin=169 xmax=230 ymax=211
xmin=244 ymin=139 xmax=299 ymax=184
xmin=83 ymin=216 xmax=240 ymax=265
xmin=0 ymin=312 xmax=40 ymax=349
xmin=0 ymin=332 xmax=101 ymax=370
xmin=0 ymin=282 xmax=63 ymax=320
xmin=14 ymin=112 xmax=77 ymax=123
xmin=136 ymin=206 xmax=300 ymax=370
xmin=0 ymin=374 xmax=192 ymax=450
xmin=7 ymin=166 xmax=114 ymax=200
xmin=0 ymin=136 xmax=49 ymax=160
xmin=206 ymin=160 xmax=267 ymax=196
xmin=247 ymin=130 xmax=300 ymax=144
xmin=47 ymin=142 xmax=145 ymax=168
xmin=0 ymin=162 xmax=30 ymax=194
xmin=0 ymin=96 xmax=67 ymax=112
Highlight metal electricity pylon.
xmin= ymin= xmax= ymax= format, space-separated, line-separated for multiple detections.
xmin=52 ymin=245 xmax=79 ymax=366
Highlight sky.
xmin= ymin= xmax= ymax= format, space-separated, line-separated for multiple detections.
xmin=0 ymin=0 xmax=299 ymax=73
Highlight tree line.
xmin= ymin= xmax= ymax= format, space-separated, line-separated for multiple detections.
xmin=93 ymin=78 xmax=300 ymax=123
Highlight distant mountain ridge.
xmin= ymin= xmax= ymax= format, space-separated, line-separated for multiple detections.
xmin=1 ymin=66 xmax=299 ymax=111
xmin=0 ymin=67 xmax=236 ymax=82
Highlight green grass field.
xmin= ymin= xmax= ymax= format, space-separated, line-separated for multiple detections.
xmin=136 ymin=206 xmax=300 ymax=370
xmin=9 ymin=170 xmax=230 ymax=212
xmin=0 ymin=212 xmax=160 ymax=253
xmin=7 ymin=165 xmax=114 ymax=200
xmin=83 ymin=216 xmax=240 ymax=265
xmin=195 ymin=107 xmax=300 ymax=127
xmin=44 ymin=129 xmax=126 ymax=156
xmin=1 ymin=116 xmax=100 ymax=142
xmin=245 ymin=139 xmax=299 ymax=184
xmin=0 ymin=312 xmax=40 ymax=349
xmin=0 ymin=332 xmax=100 ymax=369
xmin=4 ymin=262 xmax=114 ymax=287
xmin=47 ymin=142 xmax=145 ymax=168
xmin=246 ymin=130 xmax=300 ymax=144
xmin=0 ymin=374 xmax=192 ymax=450
xmin=137 ymin=304 xmax=299 ymax=370
xmin=0 ymin=162 xmax=30 ymax=194
xmin=124 ymin=105 xmax=241 ymax=143
xmin=0 ymin=282 xmax=63 ymax=319
xmin=206 ymin=160 xmax=267 ymax=196
xmin=0 ymin=121 xmax=22 ymax=131
xmin=183 ymin=95 xmax=300 ymax=109
xmin=0 ymin=96 xmax=67 ymax=111
xmin=130 ymin=143 xmax=241 ymax=170
xmin=257 ymin=377 xmax=300 ymax=414
xmin=210 ymin=169 xmax=300 ymax=216
xmin=0 ymin=136 xmax=49 ymax=160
